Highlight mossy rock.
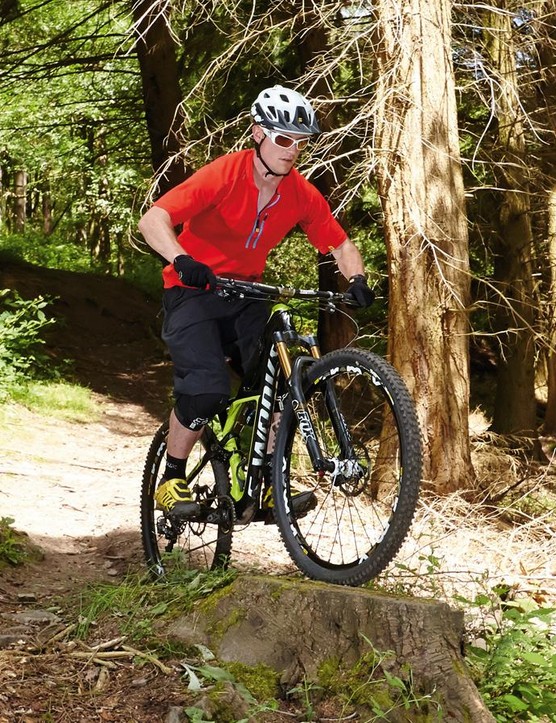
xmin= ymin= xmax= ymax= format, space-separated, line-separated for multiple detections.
xmin=167 ymin=573 xmax=495 ymax=722
xmin=225 ymin=661 xmax=280 ymax=702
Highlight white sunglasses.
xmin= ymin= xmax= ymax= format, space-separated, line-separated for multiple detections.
xmin=261 ymin=126 xmax=310 ymax=150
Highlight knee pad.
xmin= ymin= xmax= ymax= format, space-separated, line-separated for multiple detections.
xmin=174 ymin=393 xmax=228 ymax=431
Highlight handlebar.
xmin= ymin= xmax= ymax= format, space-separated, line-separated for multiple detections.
xmin=214 ymin=276 xmax=358 ymax=307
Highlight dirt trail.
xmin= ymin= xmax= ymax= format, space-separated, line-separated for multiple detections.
xmin=0 ymin=393 xmax=293 ymax=599
xmin=0 ymin=259 xmax=293 ymax=600
xmin=0 ymin=260 xmax=174 ymax=596
xmin=0 ymin=397 xmax=155 ymax=594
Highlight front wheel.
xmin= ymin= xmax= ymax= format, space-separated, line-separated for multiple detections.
xmin=141 ymin=421 xmax=233 ymax=579
xmin=272 ymin=348 xmax=422 ymax=586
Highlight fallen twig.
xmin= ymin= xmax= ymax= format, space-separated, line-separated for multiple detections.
xmin=43 ymin=623 xmax=77 ymax=647
xmin=69 ymin=650 xmax=134 ymax=661
xmin=121 ymin=644 xmax=173 ymax=675
xmin=89 ymin=636 xmax=127 ymax=651
xmin=66 ymin=642 xmax=173 ymax=675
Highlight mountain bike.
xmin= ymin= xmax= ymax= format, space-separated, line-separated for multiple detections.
xmin=141 ymin=277 xmax=423 ymax=586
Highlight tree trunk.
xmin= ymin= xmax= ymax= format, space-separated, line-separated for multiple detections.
xmin=42 ymin=183 xmax=52 ymax=236
xmin=169 ymin=575 xmax=495 ymax=722
xmin=292 ymin=5 xmax=354 ymax=351
xmin=372 ymin=0 xmax=474 ymax=492
xmin=547 ymin=186 xmax=556 ymax=431
xmin=132 ymin=0 xmax=187 ymax=197
xmin=0 ymin=0 xmax=20 ymax=24
xmin=87 ymin=127 xmax=111 ymax=267
xmin=482 ymin=3 xmax=537 ymax=439
xmin=535 ymin=2 xmax=556 ymax=433
xmin=14 ymin=169 xmax=26 ymax=232
xmin=0 ymin=165 xmax=3 ymax=229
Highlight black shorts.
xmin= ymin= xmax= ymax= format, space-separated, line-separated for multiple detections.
xmin=161 ymin=287 xmax=269 ymax=399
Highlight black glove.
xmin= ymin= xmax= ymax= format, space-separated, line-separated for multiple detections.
xmin=347 ymin=274 xmax=375 ymax=308
xmin=174 ymin=254 xmax=216 ymax=290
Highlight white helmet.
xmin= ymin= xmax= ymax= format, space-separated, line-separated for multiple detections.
xmin=251 ymin=85 xmax=320 ymax=136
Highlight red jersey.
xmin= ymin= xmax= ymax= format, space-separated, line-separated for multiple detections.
xmin=153 ymin=149 xmax=347 ymax=288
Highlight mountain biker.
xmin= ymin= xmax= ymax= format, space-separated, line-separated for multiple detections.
xmin=138 ymin=84 xmax=374 ymax=520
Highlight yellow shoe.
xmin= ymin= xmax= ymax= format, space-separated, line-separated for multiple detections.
xmin=154 ymin=478 xmax=201 ymax=518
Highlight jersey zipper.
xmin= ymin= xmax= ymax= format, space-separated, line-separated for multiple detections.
xmin=245 ymin=193 xmax=281 ymax=250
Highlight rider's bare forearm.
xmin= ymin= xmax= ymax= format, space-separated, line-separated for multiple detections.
xmin=331 ymin=238 xmax=367 ymax=281
xmin=138 ymin=206 xmax=187 ymax=264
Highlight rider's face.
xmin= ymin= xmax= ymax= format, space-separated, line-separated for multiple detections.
xmin=252 ymin=124 xmax=304 ymax=175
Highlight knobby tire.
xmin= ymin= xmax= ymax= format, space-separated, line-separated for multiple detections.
xmin=271 ymin=348 xmax=422 ymax=586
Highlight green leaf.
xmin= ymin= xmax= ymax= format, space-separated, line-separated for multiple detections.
xmin=466 ymin=645 xmax=489 ymax=660
xmin=193 ymin=643 xmax=215 ymax=661
xmin=184 ymin=706 xmax=214 ymax=722
xmin=182 ymin=664 xmax=204 ymax=691
xmin=383 ymin=670 xmax=407 ymax=691
xmin=194 ymin=664 xmax=234 ymax=682
xmin=520 ymin=651 xmax=549 ymax=667
xmin=150 ymin=601 xmax=168 ymax=616
xmin=498 ymin=693 xmax=529 ymax=712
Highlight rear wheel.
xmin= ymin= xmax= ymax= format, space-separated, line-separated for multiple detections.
xmin=141 ymin=421 xmax=233 ymax=579
xmin=272 ymin=349 xmax=422 ymax=586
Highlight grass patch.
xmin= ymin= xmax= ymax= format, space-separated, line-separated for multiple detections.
xmin=74 ymin=568 xmax=237 ymax=643
xmin=314 ymin=639 xmax=442 ymax=721
xmin=0 ymin=516 xmax=43 ymax=568
xmin=8 ymin=380 xmax=99 ymax=422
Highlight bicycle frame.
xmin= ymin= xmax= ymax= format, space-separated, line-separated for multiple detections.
xmin=192 ymin=280 xmax=357 ymax=510
xmin=217 ymin=303 xmax=298 ymax=503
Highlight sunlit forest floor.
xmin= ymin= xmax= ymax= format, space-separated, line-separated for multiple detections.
xmin=3 ymin=399 xmax=554 ymax=606
xmin=1 ymin=395 xmax=555 ymax=721
xmin=388 ymin=407 xmax=556 ymax=606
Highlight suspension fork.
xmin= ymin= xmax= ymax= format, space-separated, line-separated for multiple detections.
xmin=276 ymin=333 xmax=357 ymax=469
xmin=323 ymin=381 xmax=356 ymax=459
xmin=275 ymin=332 xmax=336 ymax=473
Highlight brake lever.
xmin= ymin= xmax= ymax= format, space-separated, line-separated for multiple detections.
xmin=342 ymin=292 xmax=360 ymax=308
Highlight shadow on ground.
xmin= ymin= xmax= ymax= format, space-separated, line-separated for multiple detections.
xmin=1 ymin=258 xmax=172 ymax=420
